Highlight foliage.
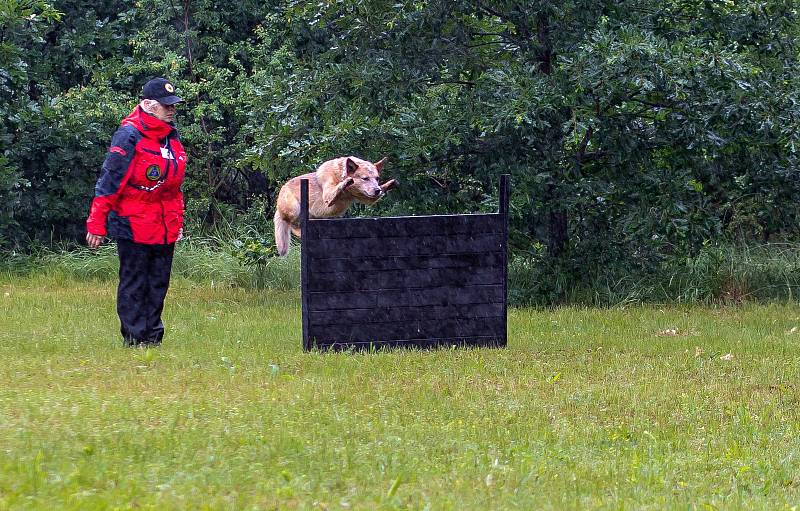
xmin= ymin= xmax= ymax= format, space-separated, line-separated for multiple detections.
xmin=1 ymin=0 xmax=798 ymax=302
xmin=0 ymin=0 xmax=62 ymax=243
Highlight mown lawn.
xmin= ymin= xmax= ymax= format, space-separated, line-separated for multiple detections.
xmin=1 ymin=274 xmax=799 ymax=510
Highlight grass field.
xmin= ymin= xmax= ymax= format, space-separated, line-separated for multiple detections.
xmin=1 ymin=274 xmax=800 ymax=510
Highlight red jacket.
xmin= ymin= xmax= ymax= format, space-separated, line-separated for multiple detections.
xmin=87 ymin=106 xmax=187 ymax=244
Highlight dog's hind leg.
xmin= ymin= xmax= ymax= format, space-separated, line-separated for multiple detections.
xmin=291 ymin=224 xmax=301 ymax=238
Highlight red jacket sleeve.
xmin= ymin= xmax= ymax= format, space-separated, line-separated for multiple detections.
xmin=86 ymin=126 xmax=139 ymax=236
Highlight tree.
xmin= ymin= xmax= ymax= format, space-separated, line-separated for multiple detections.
xmin=2 ymin=0 xmax=798 ymax=305
xmin=240 ymin=0 xmax=799 ymax=267
xmin=0 ymin=0 xmax=62 ymax=244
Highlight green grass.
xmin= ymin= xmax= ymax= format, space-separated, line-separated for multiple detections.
xmin=2 ymin=274 xmax=800 ymax=510
xmin=0 ymin=239 xmax=301 ymax=290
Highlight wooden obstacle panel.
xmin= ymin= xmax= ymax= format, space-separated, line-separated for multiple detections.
xmin=300 ymin=175 xmax=509 ymax=351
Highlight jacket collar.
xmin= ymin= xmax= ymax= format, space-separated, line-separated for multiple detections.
xmin=121 ymin=105 xmax=176 ymax=141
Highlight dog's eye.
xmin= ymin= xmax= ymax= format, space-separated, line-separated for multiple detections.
xmin=362 ymin=177 xmax=368 ymax=180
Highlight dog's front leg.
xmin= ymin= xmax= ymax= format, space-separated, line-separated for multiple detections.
xmin=324 ymin=178 xmax=354 ymax=207
xmin=358 ymin=179 xmax=399 ymax=205
xmin=380 ymin=179 xmax=398 ymax=194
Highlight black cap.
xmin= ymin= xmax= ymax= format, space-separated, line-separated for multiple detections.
xmin=141 ymin=77 xmax=183 ymax=105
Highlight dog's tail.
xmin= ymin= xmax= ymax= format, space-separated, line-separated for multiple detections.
xmin=274 ymin=210 xmax=291 ymax=256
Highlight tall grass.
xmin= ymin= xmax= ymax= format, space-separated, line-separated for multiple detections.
xmin=666 ymin=242 xmax=800 ymax=303
xmin=0 ymin=235 xmax=301 ymax=290
xmin=4 ymin=240 xmax=800 ymax=305
xmin=509 ymin=242 xmax=800 ymax=307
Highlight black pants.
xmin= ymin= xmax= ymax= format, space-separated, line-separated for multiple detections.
xmin=117 ymin=239 xmax=175 ymax=346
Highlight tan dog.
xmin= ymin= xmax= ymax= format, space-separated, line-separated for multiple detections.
xmin=273 ymin=156 xmax=398 ymax=256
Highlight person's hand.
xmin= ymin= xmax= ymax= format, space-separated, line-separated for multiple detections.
xmin=86 ymin=232 xmax=105 ymax=249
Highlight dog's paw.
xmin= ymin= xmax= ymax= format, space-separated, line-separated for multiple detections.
xmin=380 ymin=179 xmax=398 ymax=192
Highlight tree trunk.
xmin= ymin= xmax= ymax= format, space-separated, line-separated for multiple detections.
xmin=536 ymin=12 xmax=568 ymax=257
xmin=548 ymin=210 xmax=568 ymax=256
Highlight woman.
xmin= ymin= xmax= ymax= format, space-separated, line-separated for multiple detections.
xmin=86 ymin=77 xmax=187 ymax=347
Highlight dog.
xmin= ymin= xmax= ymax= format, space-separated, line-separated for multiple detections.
xmin=273 ymin=156 xmax=398 ymax=256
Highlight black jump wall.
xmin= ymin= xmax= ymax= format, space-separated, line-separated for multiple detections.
xmin=300 ymin=175 xmax=509 ymax=351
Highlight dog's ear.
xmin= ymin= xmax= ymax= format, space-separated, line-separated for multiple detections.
xmin=374 ymin=157 xmax=388 ymax=174
xmin=344 ymin=158 xmax=358 ymax=178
